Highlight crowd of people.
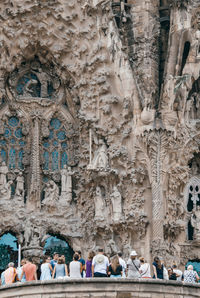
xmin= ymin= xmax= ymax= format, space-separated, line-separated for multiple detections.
xmin=0 ymin=249 xmax=199 ymax=286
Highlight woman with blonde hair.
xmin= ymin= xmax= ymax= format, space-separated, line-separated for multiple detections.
xmin=52 ymin=257 xmax=68 ymax=279
xmin=108 ymin=255 xmax=122 ymax=278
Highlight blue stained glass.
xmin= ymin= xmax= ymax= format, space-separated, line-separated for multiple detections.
xmin=8 ymin=117 xmax=19 ymax=127
xmin=14 ymin=128 xmax=23 ymax=139
xmin=53 ymin=141 xmax=58 ymax=147
xmin=9 ymin=148 xmax=16 ymax=169
xmin=4 ymin=128 xmax=11 ymax=138
xmin=10 ymin=138 xmax=16 ymax=144
xmin=61 ymin=152 xmax=68 ymax=169
xmin=49 ymin=130 xmax=54 ymax=140
xmin=1 ymin=149 xmax=6 ymax=162
xmin=19 ymin=140 xmax=26 ymax=147
xmin=0 ymin=140 xmax=6 ymax=146
xmin=43 ymin=176 xmax=48 ymax=183
xmin=43 ymin=151 xmax=49 ymax=170
xmin=50 ymin=118 xmax=61 ymax=130
xmin=52 ymin=150 xmax=59 ymax=171
xmin=18 ymin=150 xmax=24 ymax=169
xmin=43 ymin=142 xmax=50 ymax=148
xmin=61 ymin=142 xmax=67 ymax=149
xmin=57 ymin=131 xmax=66 ymax=140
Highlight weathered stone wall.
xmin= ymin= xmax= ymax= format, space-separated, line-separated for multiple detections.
xmin=1 ymin=279 xmax=200 ymax=298
xmin=0 ymin=0 xmax=200 ymax=268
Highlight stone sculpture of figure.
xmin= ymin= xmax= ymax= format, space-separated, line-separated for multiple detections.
xmin=94 ymin=186 xmax=105 ymax=220
xmin=0 ymin=180 xmax=13 ymax=200
xmin=15 ymin=172 xmax=24 ymax=198
xmin=43 ymin=180 xmax=59 ymax=205
xmin=61 ymin=165 xmax=73 ymax=194
xmin=110 ymin=186 xmax=122 ymax=222
xmin=0 ymin=161 xmax=8 ymax=186
xmin=36 ymin=68 xmax=49 ymax=98
xmin=185 ymin=97 xmax=194 ymax=122
xmin=91 ymin=139 xmax=108 ymax=170
xmin=191 ymin=206 xmax=200 ymax=241
xmin=23 ymin=79 xmax=38 ymax=97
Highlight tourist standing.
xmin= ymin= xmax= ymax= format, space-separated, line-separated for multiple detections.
xmin=20 ymin=258 xmax=37 ymax=281
xmin=50 ymin=252 xmax=59 ymax=271
xmin=86 ymin=251 xmax=95 ymax=278
xmin=184 ymin=265 xmax=199 ymax=283
xmin=152 ymin=257 xmax=164 ymax=280
xmin=17 ymin=259 xmax=27 ymax=282
xmin=108 ymin=255 xmax=122 ymax=278
xmin=139 ymin=257 xmax=151 ymax=278
xmin=118 ymin=252 xmax=126 ymax=278
xmin=127 ymin=251 xmax=140 ymax=278
xmin=1 ymin=270 xmax=5 ymax=285
xmin=52 ymin=257 xmax=68 ymax=279
xmin=172 ymin=264 xmax=183 ymax=281
xmin=76 ymin=251 xmax=85 ymax=277
xmin=4 ymin=263 xmax=18 ymax=284
xmin=40 ymin=256 xmax=53 ymax=281
xmin=168 ymin=268 xmax=177 ymax=280
xmin=92 ymin=248 xmax=109 ymax=277
xmin=69 ymin=253 xmax=82 ymax=278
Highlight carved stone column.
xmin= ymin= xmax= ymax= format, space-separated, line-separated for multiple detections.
xmin=27 ymin=114 xmax=41 ymax=210
xmin=150 ymin=131 xmax=164 ymax=240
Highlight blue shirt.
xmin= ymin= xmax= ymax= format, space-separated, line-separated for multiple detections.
xmin=1 ymin=271 xmax=5 ymax=285
xmin=79 ymin=258 xmax=85 ymax=277
xmin=50 ymin=260 xmax=57 ymax=271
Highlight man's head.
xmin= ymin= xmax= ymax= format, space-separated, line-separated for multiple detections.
xmin=130 ymin=250 xmax=137 ymax=260
xmin=118 ymin=252 xmax=122 ymax=257
xmin=98 ymin=248 xmax=104 ymax=254
xmin=53 ymin=252 xmax=59 ymax=260
xmin=8 ymin=262 xmax=14 ymax=268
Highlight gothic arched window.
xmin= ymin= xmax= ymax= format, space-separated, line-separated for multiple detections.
xmin=0 ymin=116 xmax=27 ymax=170
xmin=42 ymin=118 xmax=68 ymax=172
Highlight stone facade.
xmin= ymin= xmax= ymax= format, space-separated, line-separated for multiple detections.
xmin=0 ymin=0 xmax=200 ymax=266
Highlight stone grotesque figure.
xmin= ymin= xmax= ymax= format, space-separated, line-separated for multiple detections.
xmin=0 ymin=161 xmax=8 ymax=186
xmin=94 ymin=186 xmax=105 ymax=220
xmin=15 ymin=172 xmax=24 ymax=198
xmin=110 ymin=186 xmax=122 ymax=222
xmin=23 ymin=79 xmax=38 ymax=97
xmin=191 ymin=206 xmax=200 ymax=241
xmin=90 ymin=139 xmax=108 ymax=170
xmin=43 ymin=180 xmax=59 ymax=205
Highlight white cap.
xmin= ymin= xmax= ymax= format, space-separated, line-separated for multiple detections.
xmin=130 ymin=250 xmax=137 ymax=256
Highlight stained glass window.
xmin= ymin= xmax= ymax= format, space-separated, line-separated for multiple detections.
xmin=0 ymin=116 xmax=27 ymax=170
xmin=42 ymin=118 xmax=68 ymax=171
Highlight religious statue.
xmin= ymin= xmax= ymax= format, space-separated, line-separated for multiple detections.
xmin=0 ymin=161 xmax=8 ymax=186
xmin=191 ymin=206 xmax=200 ymax=241
xmin=94 ymin=186 xmax=105 ymax=220
xmin=110 ymin=186 xmax=122 ymax=222
xmin=89 ymin=139 xmax=108 ymax=170
xmin=0 ymin=180 xmax=13 ymax=200
xmin=36 ymin=68 xmax=50 ymax=98
xmin=15 ymin=172 xmax=24 ymax=198
xmin=60 ymin=165 xmax=74 ymax=204
xmin=23 ymin=79 xmax=38 ymax=97
xmin=43 ymin=180 xmax=59 ymax=205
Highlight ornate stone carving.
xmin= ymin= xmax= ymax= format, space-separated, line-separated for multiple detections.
xmin=43 ymin=180 xmax=59 ymax=206
xmin=0 ymin=180 xmax=12 ymax=200
xmin=0 ymin=161 xmax=8 ymax=186
xmin=15 ymin=172 xmax=24 ymax=199
xmin=94 ymin=186 xmax=105 ymax=220
xmin=110 ymin=185 xmax=122 ymax=222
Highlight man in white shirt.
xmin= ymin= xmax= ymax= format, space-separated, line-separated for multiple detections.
xmin=172 ymin=264 xmax=183 ymax=281
xmin=118 ymin=252 xmax=126 ymax=277
xmin=92 ymin=248 xmax=109 ymax=277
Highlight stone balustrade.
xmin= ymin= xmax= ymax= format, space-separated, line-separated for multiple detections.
xmin=0 ymin=278 xmax=200 ymax=298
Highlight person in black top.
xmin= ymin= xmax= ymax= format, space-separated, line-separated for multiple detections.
xmin=108 ymin=255 xmax=122 ymax=278
xmin=168 ymin=268 xmax=177 ymax=280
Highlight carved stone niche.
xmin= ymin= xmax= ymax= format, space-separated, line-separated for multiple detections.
xmin=184 ymin=176 xmax=200 ymax=243
xmin=6 ymin=59 xmax=64 ymax=105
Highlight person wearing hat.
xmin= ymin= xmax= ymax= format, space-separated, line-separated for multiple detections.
xmin=126 ymin=250 xmax=140 ymax=278
xmin=92 ymin=248 xmax=109 ymax=277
